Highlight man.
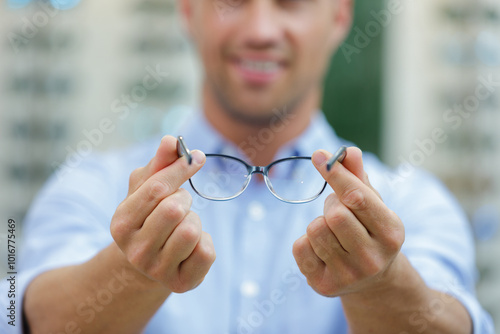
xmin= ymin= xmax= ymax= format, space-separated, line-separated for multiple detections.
xmin=6 ymin=0 xmax=494 ymax=333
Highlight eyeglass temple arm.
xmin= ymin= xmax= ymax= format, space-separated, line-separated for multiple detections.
xmin=176 ymin=136 xmax=192 ymax=165
xmin=178 ymin=135 xmax=345 ymax=171
xmin=326 ymin=146 xmax=347 ymax=172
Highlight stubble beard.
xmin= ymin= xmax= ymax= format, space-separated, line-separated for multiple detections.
xmin=209 ymin=80 xmax=305 ymax=128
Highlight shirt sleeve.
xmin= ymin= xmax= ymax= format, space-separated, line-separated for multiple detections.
xmin=377 ymin=164 xmax=495 ymax=334
xmin=0 ymin=153 xmax=123 ymax=334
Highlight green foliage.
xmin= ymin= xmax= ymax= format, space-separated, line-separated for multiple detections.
xmin=322 ymin=0 xmax=384 ymax=156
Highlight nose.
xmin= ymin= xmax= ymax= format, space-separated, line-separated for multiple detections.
xmin=240 ymin=0 xmax=282 ymax=49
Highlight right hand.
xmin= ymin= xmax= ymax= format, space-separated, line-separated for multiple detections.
xmin=110 ymin=135 xmax=216 ymax=293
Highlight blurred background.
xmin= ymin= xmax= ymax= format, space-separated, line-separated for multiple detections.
xmin=0 ymin=0 xmax=499 ymax=330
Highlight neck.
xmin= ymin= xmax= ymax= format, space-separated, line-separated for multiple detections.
xmin=202 ymin=84 xmax=321 ymax=166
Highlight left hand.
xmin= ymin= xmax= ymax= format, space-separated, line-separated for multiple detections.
xmin=292 ymin=147 xmax=405 ymax=297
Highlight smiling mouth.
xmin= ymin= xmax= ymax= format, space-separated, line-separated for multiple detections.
xmin=240 ymin=59 xmax=281 ymax=73
xmin=232 ymin=57 xmax=286 ymax=85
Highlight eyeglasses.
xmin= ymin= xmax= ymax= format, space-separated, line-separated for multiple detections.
xmin=177 ymin=136 xmax=347 ymax=204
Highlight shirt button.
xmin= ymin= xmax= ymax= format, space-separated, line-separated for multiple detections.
xmin=248 ymin=201 xmax=265 ymax=221
xmin=240 ymin=280 xmax=260 ymax=298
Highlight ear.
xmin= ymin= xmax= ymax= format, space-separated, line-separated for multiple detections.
xmin=328 ymin=0 xmax=354 ymax=51
xmin=177 ymin=0 xmax=195 ymax=38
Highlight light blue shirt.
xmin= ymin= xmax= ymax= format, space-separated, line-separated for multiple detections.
xmin=1 ymin=111 xmax=494 ymax=333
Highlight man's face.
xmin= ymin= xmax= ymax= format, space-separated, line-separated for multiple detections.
xmin=182 ymin=0 xmax=352 ymax=124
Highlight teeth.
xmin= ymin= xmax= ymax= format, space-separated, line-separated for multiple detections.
xmin=241 ymin=60 xmax=279 ymax=73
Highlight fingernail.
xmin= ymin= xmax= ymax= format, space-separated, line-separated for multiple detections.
xmin=191 ymin=150 xmax=206 ymax=165
xmin=312 ymin=151 xmax=327 ymax=166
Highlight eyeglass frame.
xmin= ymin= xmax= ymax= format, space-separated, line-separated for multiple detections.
xmin=176 ymin=135 xmax=347 ymax=204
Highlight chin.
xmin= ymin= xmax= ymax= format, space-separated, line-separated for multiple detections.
xmin=211 ymin=80 xmax=295 ymax=125
xmin=224 ymin=106 xmax=280 ymax=126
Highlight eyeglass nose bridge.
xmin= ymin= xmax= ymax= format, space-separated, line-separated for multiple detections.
xmin=248 ymin=166 xmax=266 ymax=175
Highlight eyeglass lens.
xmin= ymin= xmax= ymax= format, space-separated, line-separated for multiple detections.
xmin=190 ymin=155 xmax=326 ymax=202
xmin=266 ymin=158 xmax=326 ymax=202
xmin=190 ymin=155 xmax=250 ymax=200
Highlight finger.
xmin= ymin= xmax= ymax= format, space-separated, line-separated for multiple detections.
xmin=160 ymin=211 xmax=202 ymax=275
xmin=323 ymin=193 xmax=371 ymax=254
xmin=178 ymin=231 xmax=216 ymax=288
xmin=340 ymin=148 xmax=382 ymax=200
xmin=306 ymin=216 xmax=347 ymax=265
xmin=128 ymin=136 xmax=180 ymax=195
xmin=292 ymin=235 xmax=325 ymax=282
xmin=133 ymin=188 xmax=193 ymax=250
xmin=339 ymin=147 xmax=368 ymax=184
xmin=118 ymin=150 xmax=205 ymax=231
xmin=311 ymin=149 xmax=393 ymax=236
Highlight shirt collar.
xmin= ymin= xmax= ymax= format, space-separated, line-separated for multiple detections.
xmin=175 ymin=110 xmax=228 ymax=155
xmin=175 ymin=109 xmax=345 ymax=164
xmin=275 ymin=111 xmax=344 ymax=159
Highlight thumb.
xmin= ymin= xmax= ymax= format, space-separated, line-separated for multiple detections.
xmin=311 ymin=146 xmax=371 ymax=187
xmin=128 ymin=135 xmax=180 ymax=195
xmin=312 ymin=147 xmax=381 ymax=200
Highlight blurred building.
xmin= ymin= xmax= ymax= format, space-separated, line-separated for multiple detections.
xmin=0 ymin=0 xmax=200 ymax=222
xmin=383 ymin=0 xmax=500 ymax=328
